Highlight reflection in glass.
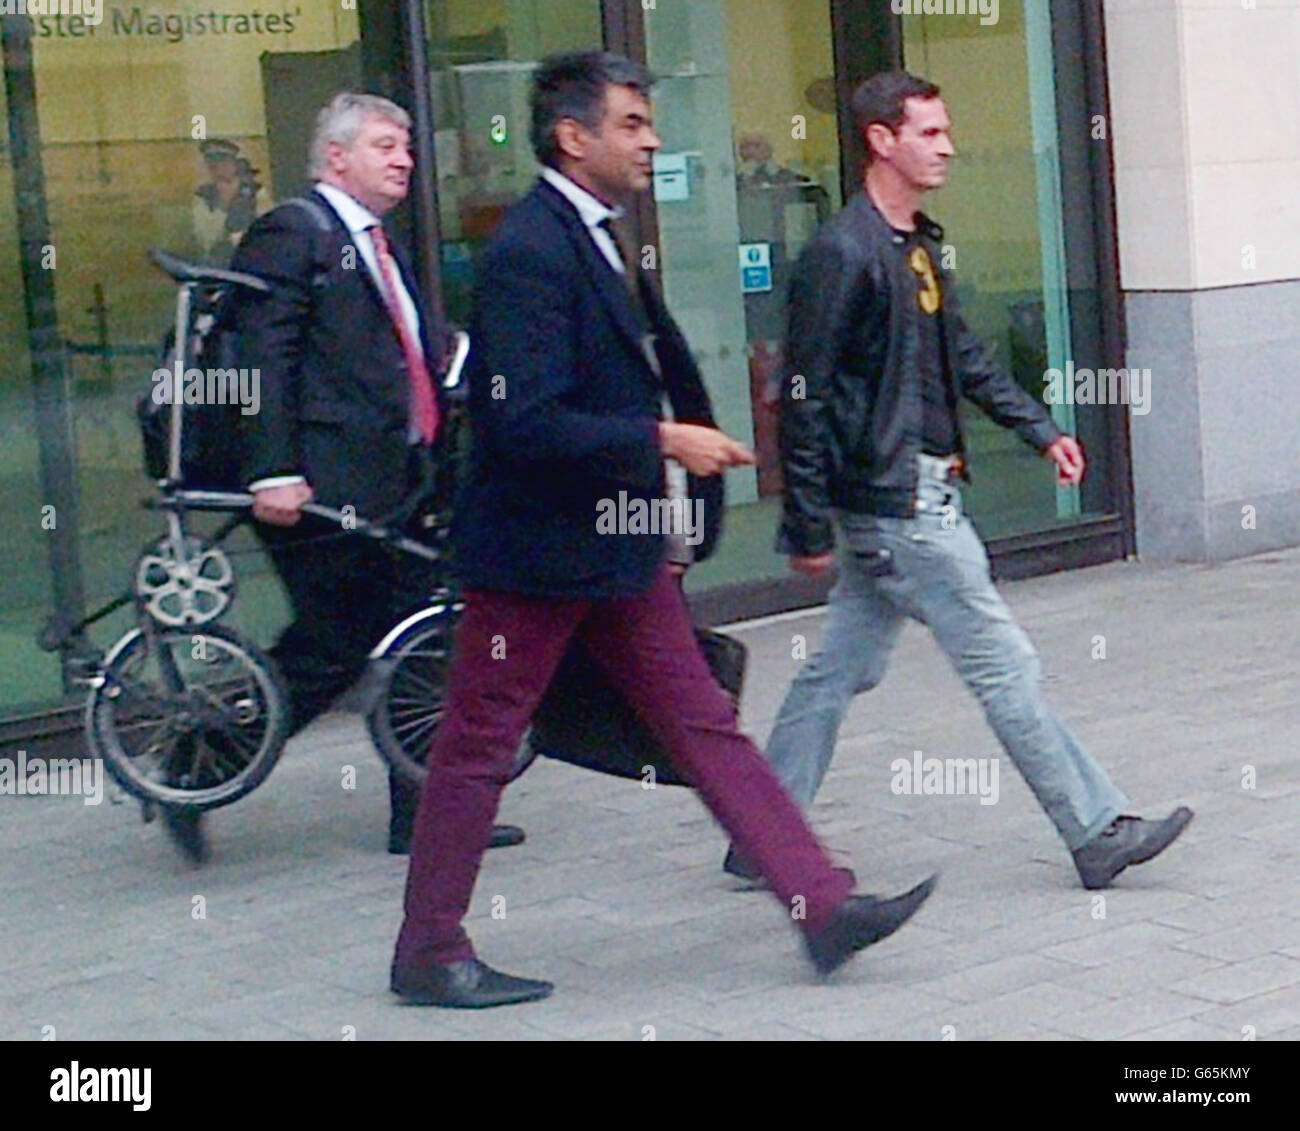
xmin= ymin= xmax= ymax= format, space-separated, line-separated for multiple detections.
xmin=425 ymin=0 xmax=604 ymax=325
xmin=643 ymin=0 xmax=842 ymax=593
xmin=0 ymin=67 xmax=59 ymax=711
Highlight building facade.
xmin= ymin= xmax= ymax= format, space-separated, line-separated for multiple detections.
xmin=5 ymin=0 xmax=1274 ymax=735
xmin=1105 ymin=0 xmax=1300 ymax=564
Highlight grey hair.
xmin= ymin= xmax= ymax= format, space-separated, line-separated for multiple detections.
xmin=308 ymin=92 xmax=412 ymax=178
xmin=531 ymin=51 xmax=655 ymax=169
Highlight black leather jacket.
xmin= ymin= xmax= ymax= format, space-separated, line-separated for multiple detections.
xmin=777 ymin=192 xmax=1062 ymax=556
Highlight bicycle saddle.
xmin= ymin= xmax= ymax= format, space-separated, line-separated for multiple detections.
xmin=148 ymin=248 xmax=270 ymax=293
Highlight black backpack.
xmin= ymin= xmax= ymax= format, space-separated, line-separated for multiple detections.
xmin=137 ymin=196 xmax=335 ymax=487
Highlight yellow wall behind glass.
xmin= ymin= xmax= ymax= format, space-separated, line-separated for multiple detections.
xmin=724 ymin=0 xmax=838 ymax=185
xmin=33 ymin=2 xmax=358 ymax=142
xmin=16 ymin=3 xmax=359 ymax=355
xmin=434 ymin=0 xmax=508 ymax=39
xmin=903 ymin=5 xmax=1041 ymax=304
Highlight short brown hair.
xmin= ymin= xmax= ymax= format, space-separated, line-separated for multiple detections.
xmin=851 ymin=71 xmax=942 ymax=163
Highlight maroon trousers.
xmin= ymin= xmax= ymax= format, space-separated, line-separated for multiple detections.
xmin=394 ymin=565 xmax=855 ymax=966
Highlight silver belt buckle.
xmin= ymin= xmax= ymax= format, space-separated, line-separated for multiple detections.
xmin=918 ymin=453 xmax=954 ymax=482
xmin=916 ymin=454 xmax=958 ymax=513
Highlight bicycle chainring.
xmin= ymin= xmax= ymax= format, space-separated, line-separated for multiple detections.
xmin=134 ymin=535 xmax=235 ymax=627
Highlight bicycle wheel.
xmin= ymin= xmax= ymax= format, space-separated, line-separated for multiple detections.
xmin=365 ymin=603 xmax=538 ymax=785
xmin=88 ymin=622 xmax=289 ymax=811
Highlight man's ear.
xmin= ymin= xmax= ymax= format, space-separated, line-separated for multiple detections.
xmin=864 ymin=122 xmax=894 ymax=163
xmin=553 ymin=118 xmax=587 ymax=163
xmin=326 ymin=140 xmax=349 ymax=175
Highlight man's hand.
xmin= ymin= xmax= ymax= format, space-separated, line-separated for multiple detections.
xmin=791 ymin=552 xmax=836 ymax=577
xmin=1045 ymin=435 xmax=1086 ymax=486
xmin=658 ymin=422 xmax=755 ymax=477
xmin=253 ymin=482 xmax=314 ymax=526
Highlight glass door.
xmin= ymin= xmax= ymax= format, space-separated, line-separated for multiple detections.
xmin=643 ymin=0 xmax=843 ymax=594
xmin=900 ymin=4 xmax=1084 ymax=538
xmin=424 ymin=0 xmax=606 ymax=325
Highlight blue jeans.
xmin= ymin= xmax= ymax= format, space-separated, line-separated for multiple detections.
xmin=766 ymin=460 xmax=1127 ymax=850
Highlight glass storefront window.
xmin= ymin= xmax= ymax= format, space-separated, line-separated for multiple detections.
xmin=0 ymin=66 xmax=58 ymax=711
xmin=1 ymin=4 xmax=366 ymax=717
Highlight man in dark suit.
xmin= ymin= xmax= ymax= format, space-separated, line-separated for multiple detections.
xmin=158 ymin=93 xmax=523 ymax=862
xmin=390 ymin=53 xmax=938 ymax=1010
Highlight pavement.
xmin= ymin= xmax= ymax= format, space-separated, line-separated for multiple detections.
xmin=2 ymin=546 xmax=1299 ymax=1041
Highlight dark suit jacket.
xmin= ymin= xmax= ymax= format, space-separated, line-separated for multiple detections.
xmin=453 ymin=178 xmax=724 ymax=599
xmin=228 ymin=188 xmax=437 ymax=520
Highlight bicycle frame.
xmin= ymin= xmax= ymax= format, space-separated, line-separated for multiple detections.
xmin=36 ymin=245 xmax=475 ymax=814
xmin=167 ymin=280 xmax=193 ymax=485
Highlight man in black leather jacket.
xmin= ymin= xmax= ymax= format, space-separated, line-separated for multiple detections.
xmin=725 ymin=72 xmax=1192 ymax=893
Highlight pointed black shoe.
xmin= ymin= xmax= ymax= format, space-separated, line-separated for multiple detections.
xmin=722 ymin=843 xmax=762 ymax=882
xmin=391 ymin=957 xmax=553 ymax=1008
xmin=1072 ymin=807 xmax=1194 ymax=890
xmin=487 ymin=824 xmax=526 ymax=849
xmin=160 ymin=805 xmax=207 ymax=864
xmin=805 ymin=875 xmax=938 ymax=976
xmin=387 ymin=824 xmax=527 ymax=855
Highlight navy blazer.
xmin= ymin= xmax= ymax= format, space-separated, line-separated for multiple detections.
xmin=453 ymin=179 xmax=724 ymax=598
xmin=229 ymin=189 xmax=438 ymax=520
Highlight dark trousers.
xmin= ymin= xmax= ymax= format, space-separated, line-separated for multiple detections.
xmin=394 ymin=564 xmax=856 ymax=966
xmin=257 ymin=458 xmax=437 ymax=837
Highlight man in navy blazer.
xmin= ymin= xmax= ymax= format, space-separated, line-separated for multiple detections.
xmin=391 ymin=53 xmax=937 ymax=1009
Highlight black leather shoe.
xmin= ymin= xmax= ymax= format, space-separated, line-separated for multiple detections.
xmin=723 ymin=844 xmax=762 ymax=882
xmin=160 ymin=806 xmax=207 ymax=864
xmin=391 ymin=957 xmax=553 ymax=1008
xmin=1072 ymin=808 xmax=1193 ymax=890
xmin=805 ymin=875 xmax=938 ymax=976
xmin=387 ymin=824 xmax=527 ymax=856
xmin=488 ymin=824 xmax=526 ymax=849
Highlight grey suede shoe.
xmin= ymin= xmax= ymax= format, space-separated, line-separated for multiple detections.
xmin=1072 ymin=808 xmax=1194 ymax=890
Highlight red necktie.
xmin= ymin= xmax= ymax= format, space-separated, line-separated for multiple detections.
xmin=369 ymin=224 xmax=438 ymax=445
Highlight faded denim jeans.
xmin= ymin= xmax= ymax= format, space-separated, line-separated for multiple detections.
xmin=765 ymin=457 xmax=1127 ymax=849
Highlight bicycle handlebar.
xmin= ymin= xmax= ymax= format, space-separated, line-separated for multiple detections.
xmin=160 ymin=490 xmax=442 ymax=562
xmin=300 ymin=502 xmax=442 ymax=562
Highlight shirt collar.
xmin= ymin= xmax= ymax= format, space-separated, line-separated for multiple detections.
xmin=861 ymin=190 xmax=945 ymax=243
xmin=540 ymin=167 xmax=622 ymax=231
xmin=314 ymin=181 xmax=382 ymax=236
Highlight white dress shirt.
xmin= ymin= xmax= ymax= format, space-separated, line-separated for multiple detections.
xmin=314 ymin=181 xmax=424 ymax=356
xmin=540 ymin=167 xmax=626 ymax=275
